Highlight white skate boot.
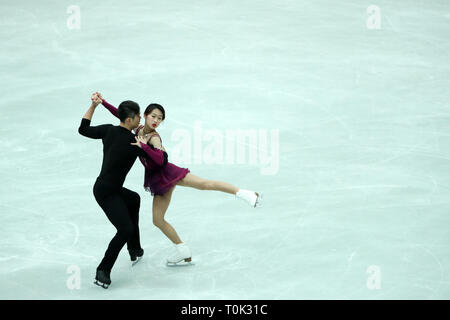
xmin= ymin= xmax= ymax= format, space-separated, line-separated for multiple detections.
xmin=166 ymin=243 xmax=193 ymax=266
xmin=236 ymin=189 xmax=263 ymax=208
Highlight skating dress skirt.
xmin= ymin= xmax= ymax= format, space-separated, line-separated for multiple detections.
xmin=136 ymin=127 xmax=190 ymax=196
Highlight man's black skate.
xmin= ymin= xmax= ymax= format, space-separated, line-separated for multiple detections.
xmin=129 ymin=248 xmax=144 ymax=266
xmin=94 ymin=270 xmax=111 ymax=289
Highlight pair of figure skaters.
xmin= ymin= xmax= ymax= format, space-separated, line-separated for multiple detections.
xmin=78 ymin=92 xmax=262 ymax=289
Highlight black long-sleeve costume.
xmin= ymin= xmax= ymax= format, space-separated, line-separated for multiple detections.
xmin=78 ymin=118 xmax=164 ymax=273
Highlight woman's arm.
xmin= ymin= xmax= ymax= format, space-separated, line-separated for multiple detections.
xmin=95 ymin=93 xmax=141 ymax=134
xmin=94 ymin=92 xmax=119 ymax=118
xmin=141 ymin=143 xmax=168 ymax=166
xmin=93 ymin=92 xmax=119 ymax=119
xmin=149 ymin=135 xmax=166 ymax=152
xmin=101 ymin=99 xmax=119 ymax=118
xmin=131 ymin=136 xmax=168 ymax=166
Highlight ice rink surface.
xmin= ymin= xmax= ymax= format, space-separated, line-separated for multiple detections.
xmin=0 ymin=0 xmax=449 ymax=299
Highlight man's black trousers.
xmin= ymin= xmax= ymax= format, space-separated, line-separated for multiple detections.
xmin=93 ymin=179 xmax=143 ymax=272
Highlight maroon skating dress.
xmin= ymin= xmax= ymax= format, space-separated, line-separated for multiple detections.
xmin=101 ymin=99 xmax=190 ymax=196
xmin=135 ymin=126 xmax=190 ymax=196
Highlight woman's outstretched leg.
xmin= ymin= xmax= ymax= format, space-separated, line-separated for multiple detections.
xmin=177 ymin=173 xmax=261 ymax=207
xmin=176 ymin=173 xmax=238 ymax=194
xmin=152 ymin=186 xmax=182 ymax=244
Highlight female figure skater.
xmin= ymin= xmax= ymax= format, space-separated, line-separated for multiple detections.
xmin=92 ymin=92 xmax=262 ymax=265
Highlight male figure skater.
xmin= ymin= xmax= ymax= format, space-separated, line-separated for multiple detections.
xmin=78 ymin=94 xmax=167 ymax=288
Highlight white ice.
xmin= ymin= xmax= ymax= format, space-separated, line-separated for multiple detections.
xmin=0 ymin=0 xmax=449 ymax=299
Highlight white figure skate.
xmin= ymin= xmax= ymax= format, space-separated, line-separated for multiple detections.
xmin=236 ymin=189 xmax=263 ymax=208
xmin=166 ymin=243 xmax=193 ymax=267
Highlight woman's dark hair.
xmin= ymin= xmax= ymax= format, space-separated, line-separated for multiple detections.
xmin=144 ymin=103 xmax=165 ymax=120
xmin=118 ymin=100 xmax=140 ymax=122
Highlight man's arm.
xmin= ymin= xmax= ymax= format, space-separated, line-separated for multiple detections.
xmin=82 ymin=101 xmax=98 ymax=121
xmin=78 ymin=97 xmax=111 ymax=139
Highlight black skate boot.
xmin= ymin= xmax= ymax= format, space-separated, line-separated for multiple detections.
xmin=94 ymin=270 xmax=111 ymax=289
xmin=129 ymin=248 xmax=144 ymax=266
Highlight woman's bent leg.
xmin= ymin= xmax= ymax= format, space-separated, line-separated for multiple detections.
xmin=152 ymin=186 xmax=183 ymax=244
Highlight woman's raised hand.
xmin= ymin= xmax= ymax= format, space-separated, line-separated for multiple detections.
xmin=95 ymin=92 xmax=103 ymax=101
xmin=91 ymin=92 xmax=102 ymax=106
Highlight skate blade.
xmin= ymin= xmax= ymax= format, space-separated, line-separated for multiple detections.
xmin=94 ymin=280 xmax=110 ymax=289
xmin=254 ymin=192 xmax=263 ymax=208
xmin=166 ymin=258 xmax=194 ymax=267
xmin=131 ymin=256 xmax=143 ymax=267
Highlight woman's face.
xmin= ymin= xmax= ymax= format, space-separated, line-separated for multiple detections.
xmin=145 ymin=108 xmax=164 ymax=130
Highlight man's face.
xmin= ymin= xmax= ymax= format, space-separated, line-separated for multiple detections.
xmin=130 ymin=113 xmax=141 ymax=129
